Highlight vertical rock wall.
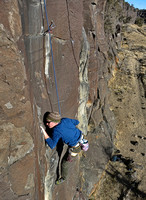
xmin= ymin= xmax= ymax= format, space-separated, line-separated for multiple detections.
xmin=20 ymin=0 xmax=84 ymax=199
xmin=0 ymin=0 xmax=35 ymax=199
xmin=78 ymin=0 xmax=115 ymax=197
xmin=0 ymin=0 xmax=141 ymax=199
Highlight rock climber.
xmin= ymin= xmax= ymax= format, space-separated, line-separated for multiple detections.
xmin=40 ymin=111 xmax=88 ymax=185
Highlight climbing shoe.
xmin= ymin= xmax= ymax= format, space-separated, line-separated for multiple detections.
xmin=55 ymin=177 xmax=65 ymax=185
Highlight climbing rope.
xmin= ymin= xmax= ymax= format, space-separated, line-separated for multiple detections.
xmin=43 ymin=0 xmax=61 ymax=115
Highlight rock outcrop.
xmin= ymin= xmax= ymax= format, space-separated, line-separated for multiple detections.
xmin=0 ymin=0 xmax=145 ymax=199
xmin=0 ymin=1 xmax=35 ymax=199
xmin=95 ymin=23 xmax=146 ymax=200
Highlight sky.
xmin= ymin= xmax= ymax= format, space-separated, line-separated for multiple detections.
xmin=125 ymin=0 xmax=146 ymax=9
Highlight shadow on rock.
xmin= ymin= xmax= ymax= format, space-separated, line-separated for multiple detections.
xmin=106 ymin=164 xmax=146 ymax=199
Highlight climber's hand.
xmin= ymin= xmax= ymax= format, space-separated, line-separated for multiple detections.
xmin=40 ymin=126 xmax=50 ymax=139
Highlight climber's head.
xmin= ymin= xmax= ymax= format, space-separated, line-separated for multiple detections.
xmin=45 ymin=111 xmax=61 ymax=128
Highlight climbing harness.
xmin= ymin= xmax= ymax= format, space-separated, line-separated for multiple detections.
xmin=69 ymin=135 xmax=89 ymax=156
xmin=43 ymin=0 xmax=61 ymax=115
xmin=69 ymin=143 xmax=81 ymax=157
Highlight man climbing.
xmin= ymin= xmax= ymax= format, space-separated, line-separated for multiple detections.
xmin=40 ymin=111 xmax=84 ymax=185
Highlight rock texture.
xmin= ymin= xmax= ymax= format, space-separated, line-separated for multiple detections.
xmin=95 ymin=24 xmax=146 ymax=200
xmin=0 ymin=1 xmax=35 ymax=199
xmin=0 ymin=0 xmax=145 ymax=200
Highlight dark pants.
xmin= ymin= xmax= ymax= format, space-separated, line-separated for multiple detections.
xmin=61 ymin=145 xmax=82 ymax=179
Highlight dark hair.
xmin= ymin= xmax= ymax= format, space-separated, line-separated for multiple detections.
xmin=43 ymin=111 xmax=51 ymax=125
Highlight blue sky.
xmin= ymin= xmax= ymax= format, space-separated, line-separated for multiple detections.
xmin=125 ymin=0 xmax=146 ymax=9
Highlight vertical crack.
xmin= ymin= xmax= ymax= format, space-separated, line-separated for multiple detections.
xmin=65 ymin=0 xmax=79 ymax=69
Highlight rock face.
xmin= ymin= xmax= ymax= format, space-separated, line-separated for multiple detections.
xmin=0 ymin=1 xmax=35 ymax=200
xmin=95 ymin=23 xmax=146 ymax=200
xmin=0 ymin=0 xmax=145 ymax=200
xmin=138 ymin=9 xmax=146 ymax=23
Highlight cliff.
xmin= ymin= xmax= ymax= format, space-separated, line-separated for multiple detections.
xmin=0 ymin=0 xmax=145 ymax=200
xmin=95 ymin=23 xmax=146 ymax=200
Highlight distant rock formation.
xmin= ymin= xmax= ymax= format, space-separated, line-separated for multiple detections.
xmin=138 ymin=9 xmax=146 ymax=23
xmin=97 ymin=23 xmax=146 ymax=200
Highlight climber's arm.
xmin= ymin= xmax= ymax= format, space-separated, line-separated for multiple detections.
xmin=40 ymin=126 xmax=61 ymax=149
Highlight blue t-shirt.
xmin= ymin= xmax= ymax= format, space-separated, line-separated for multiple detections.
xmin=46 ymin=118 xmax=82 ymax=149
